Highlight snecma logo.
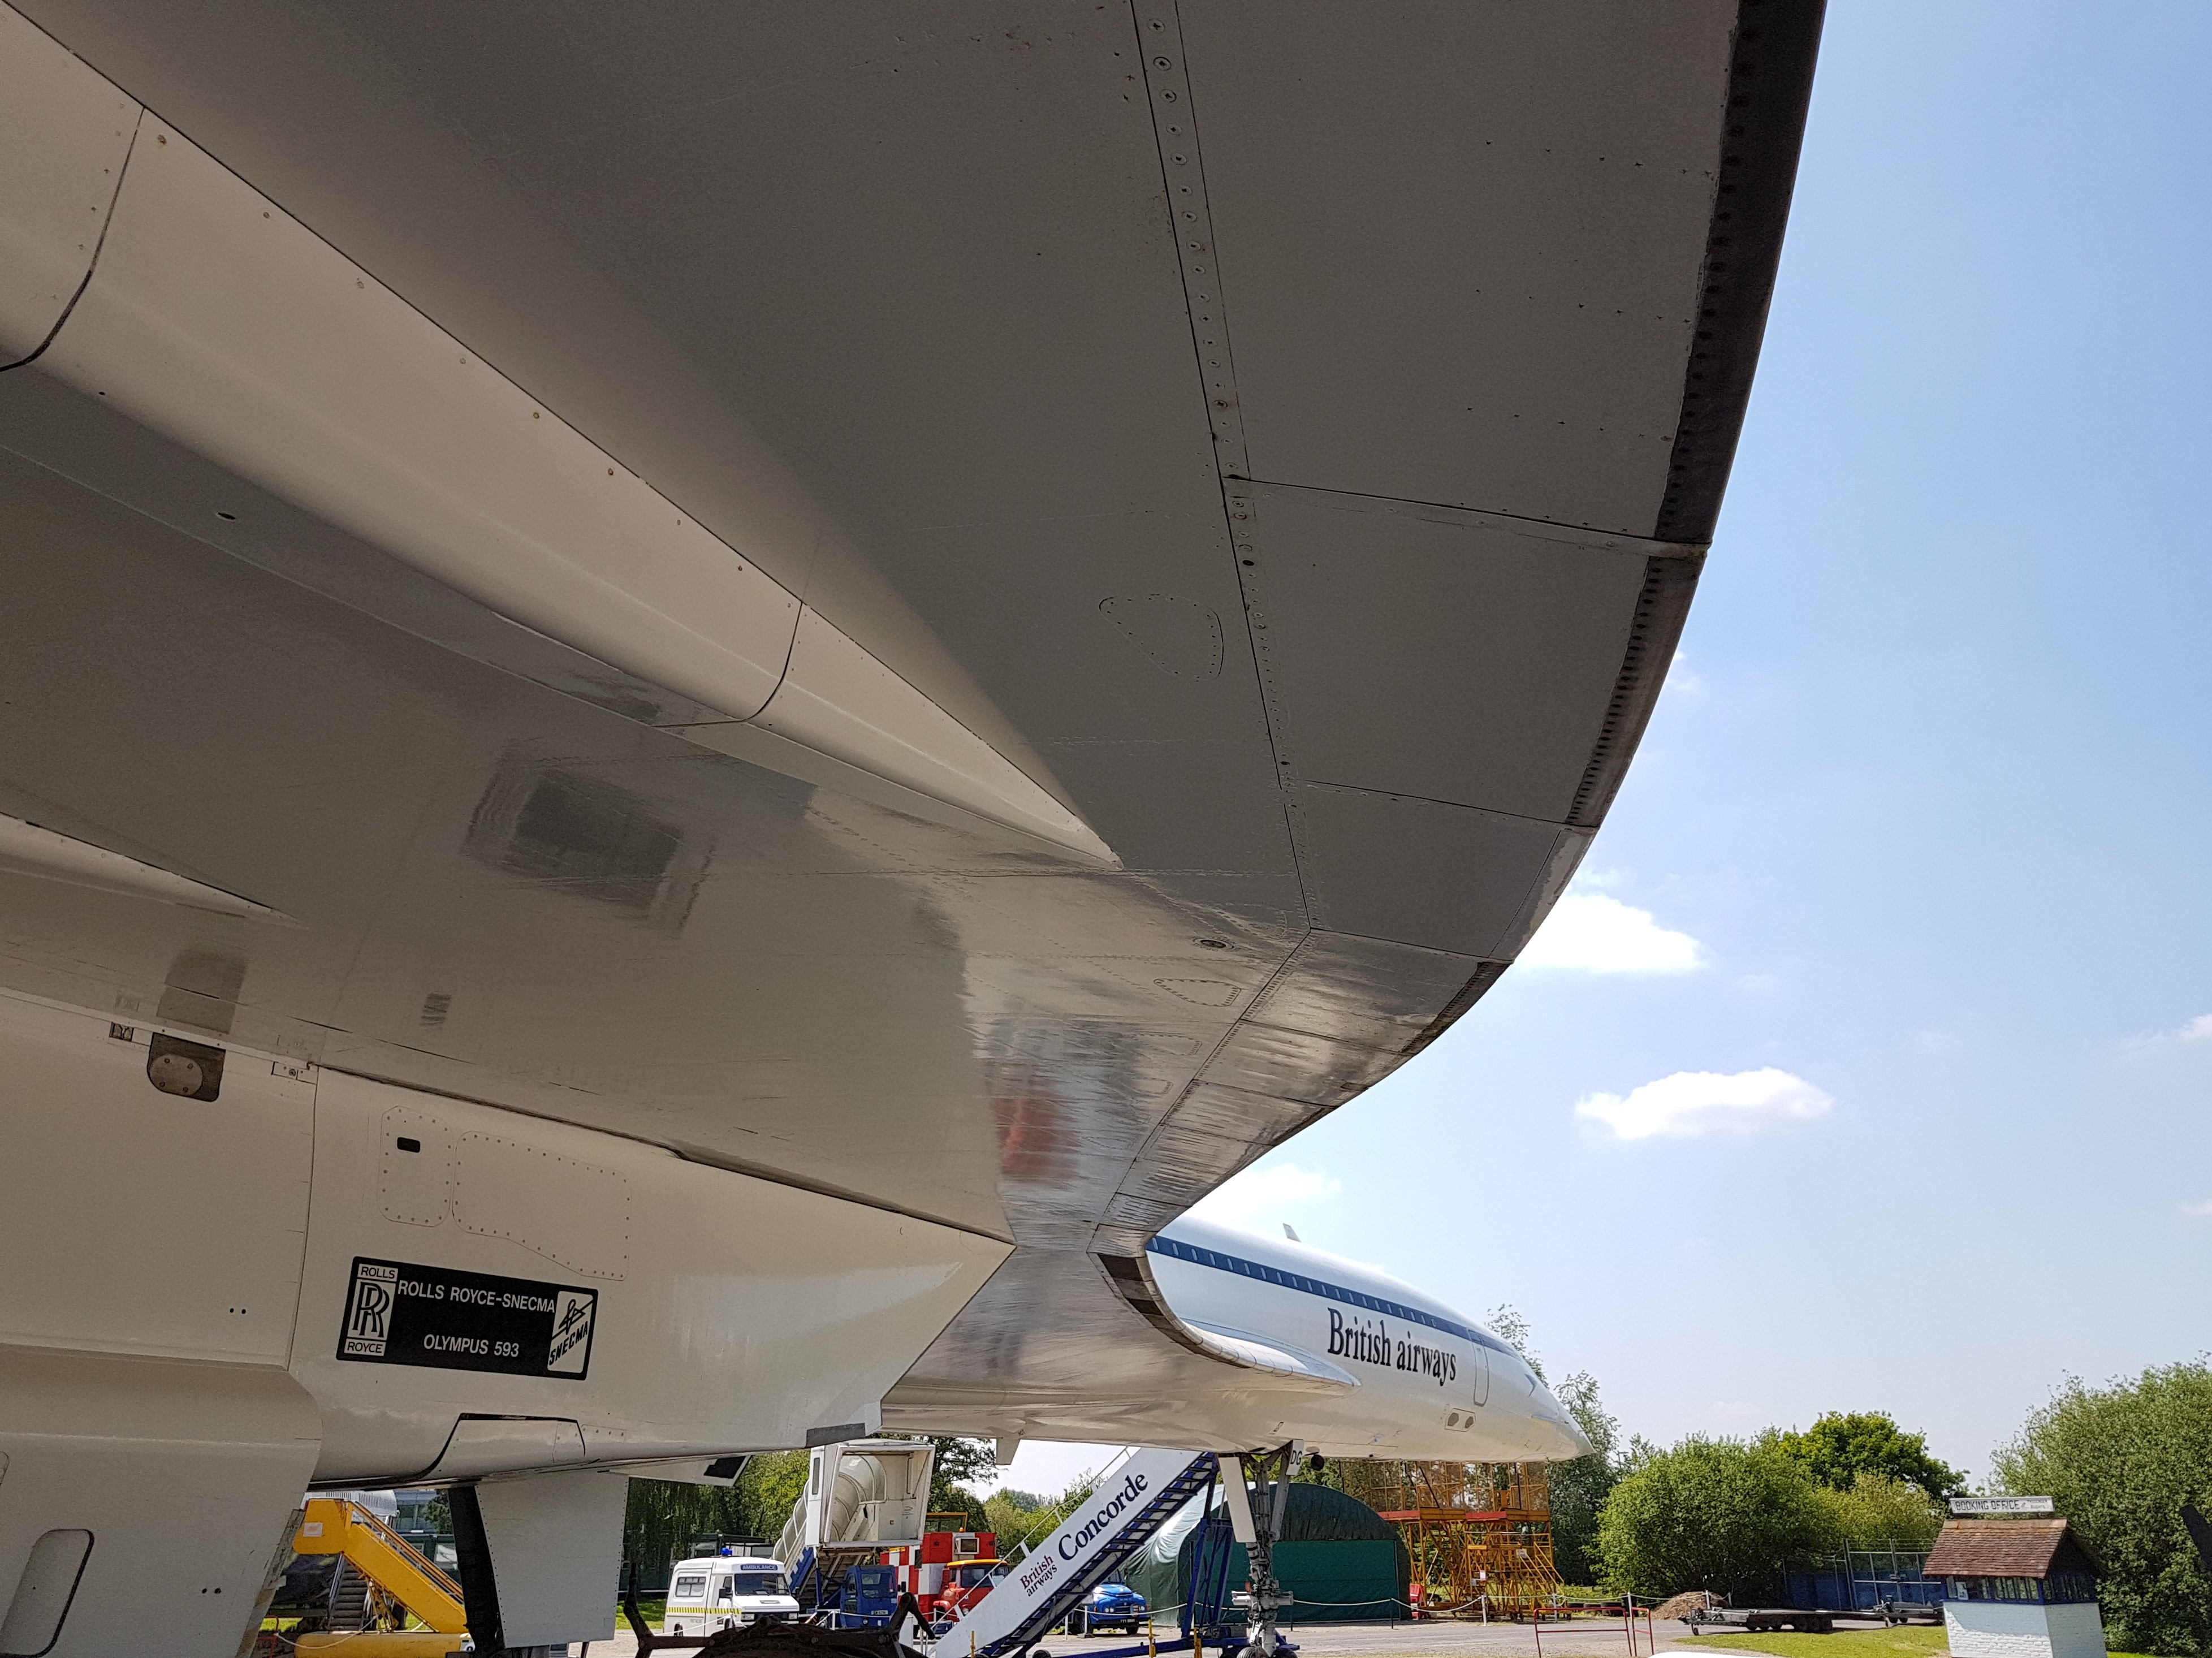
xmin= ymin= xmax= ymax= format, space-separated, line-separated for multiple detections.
xmin=1327 ymin=1308 xmax=1458 ymax=1386
xmin=1057 ymin=1471 xmax=1151 ymax=1561
xmin=547 ymin=1289 xmax=595 ymax=1375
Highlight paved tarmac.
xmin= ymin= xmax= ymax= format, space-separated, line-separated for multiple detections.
xmin=571 ymin=1617 xmax=1713 ymax=1657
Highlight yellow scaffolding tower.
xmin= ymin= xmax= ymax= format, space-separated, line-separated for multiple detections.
xmin=1337 ymin=1461 xmax=1564 ymax=1618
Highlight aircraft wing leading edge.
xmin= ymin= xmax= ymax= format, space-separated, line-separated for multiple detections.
xmin=886 ymin=0 xmax=1827 ymax=1437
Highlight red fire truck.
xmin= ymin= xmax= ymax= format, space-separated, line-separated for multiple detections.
xmin=884 ymin=1526 xmax=1003 ymax=1624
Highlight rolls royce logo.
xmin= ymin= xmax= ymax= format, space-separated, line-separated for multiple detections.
xmin=343 ymin=1260 xmax=399 ymax=1357
xmin=336 ymin=1257 xmax=598 ymax=1380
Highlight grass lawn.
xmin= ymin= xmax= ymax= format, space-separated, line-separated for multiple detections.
xmin=1679 ymin=1626 xmax=1949 ymax=1658
xmin=1678 ymin=1627 xmax=2151 ymax=1658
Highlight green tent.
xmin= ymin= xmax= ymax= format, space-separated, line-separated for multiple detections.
xmin=1118 ymin=1491 xmax=1206 ymax=1616
xmin=1144 ymin=1484 xmax=1407 ymax=1626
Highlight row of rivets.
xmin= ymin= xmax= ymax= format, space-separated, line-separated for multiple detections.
xmin=1134 ymin=7 xmax=1314 ymax=914
xmin=1135 ymin=10 xmax=1248 ymax=478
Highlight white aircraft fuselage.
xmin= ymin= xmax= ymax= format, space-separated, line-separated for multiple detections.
xmin=1146 ymin=1216 xmax=1590 ymax=1464
xmin=0 ymin=986 xmax=1582 ymax=1651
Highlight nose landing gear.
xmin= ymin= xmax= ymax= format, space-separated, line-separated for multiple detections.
xmin=1230 ymin=1444 xmax=1303 ymax=1658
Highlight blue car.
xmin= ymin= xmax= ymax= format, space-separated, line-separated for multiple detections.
xmin=1073 ymin=1582 xmax=1148 ymax=1635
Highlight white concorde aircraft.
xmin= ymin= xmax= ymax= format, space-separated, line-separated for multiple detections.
xmin=0 ymin=2 xmax=1823 ymax=1652
xmin=1132 ymin=1216 xmax=1590 ymax=1460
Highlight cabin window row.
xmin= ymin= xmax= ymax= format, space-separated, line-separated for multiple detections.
xmin=1943 ymin=1575 xmax=2097 ymax=1605
xmin=1147 ymin=1238 xmax=1504 ymax=1355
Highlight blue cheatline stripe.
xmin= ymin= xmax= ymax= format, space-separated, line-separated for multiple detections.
xmin=1146 ymin=1234 xmax=1512 ymax=1357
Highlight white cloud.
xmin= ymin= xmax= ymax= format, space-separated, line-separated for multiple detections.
xmin=1189 ymin=1161 xmax=1342 ymax=1232
xmin=2181 ymin=1200 xmax=2212 ymax=1218
xmin=1519 ymin=892 xmax=1705 ymax=973
xmin=2121 ymin=1012 xmax=2212 ymax=1055
xmin=1576 ymin=1067 xmax=1835 ymax=1141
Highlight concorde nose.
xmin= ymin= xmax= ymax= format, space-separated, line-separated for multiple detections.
xmin=1528 ymin=1377 xmax=1596 ymax=1461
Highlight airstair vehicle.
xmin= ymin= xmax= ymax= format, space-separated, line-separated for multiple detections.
xmin=937 ymin=1448 xmax=1219 ymax=1658
xmin=266 ymin=1496 xmax=469 ymax=1656
xmin=777 ymin=1439 xmax=939 ymax=1619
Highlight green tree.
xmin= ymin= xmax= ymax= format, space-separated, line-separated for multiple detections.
xmin=982 ymin=1489 xmax=1030 ymax=1540
xmin=1992 ymin=1362 xmax=2212 ymax=1656
xmin=621 ymin=1449 xmax=807 ymax=1581
xmin=1550 ymin=1370 xmax=1622 ymax=1584
xmin=1770 ymin=1411 xmax=1966 ymax=1499
xmin=1813 ymin=1473 xmax=1944 ymax=1549
xmin=908 ymin=1435 xmax=995 ymax=1530
xmin=1596 ymin=1436 xmax=1837 ymax=1600
xmin=1486 ymin=1305 xmax=1546 ymax=1381
xmin=986 ymin=1488 xmax=1062 ymax=1542
xmin=991 ymin=1473 xmax=1100 ymax=1560
xmin=737 ymin=1449 xmax=811 ymax=1540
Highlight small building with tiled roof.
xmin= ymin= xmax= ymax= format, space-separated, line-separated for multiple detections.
xmin=1923 ymin=1519 xmax=2103 ymax=1658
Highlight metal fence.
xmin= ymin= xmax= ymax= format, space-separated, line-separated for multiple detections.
xmin=1781 ymin=1548 xmax=1940 ymax=1611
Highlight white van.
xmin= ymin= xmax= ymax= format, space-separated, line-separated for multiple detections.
xmin=664 ymin=1553 xmax=802 ymax=1636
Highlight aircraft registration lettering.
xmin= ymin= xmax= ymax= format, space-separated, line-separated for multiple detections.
xmin=337 ymin=1255 xmax=597 ymax=1380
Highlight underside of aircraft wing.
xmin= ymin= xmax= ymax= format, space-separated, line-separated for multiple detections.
xmin=0 ymin=0 xmax=1820 ymax=1444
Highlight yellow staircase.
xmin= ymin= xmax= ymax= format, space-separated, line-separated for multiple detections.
xmin=286 ymin=1497 xmax=470 ymax=1655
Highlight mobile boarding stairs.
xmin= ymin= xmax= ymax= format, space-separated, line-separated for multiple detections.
xmin=934 ymin=1447 xmax=1223 ymax=1658
xmin=265 ymin=1496 xmax=469 ymax=1656
xmin=781 ymin=1438 xmax=943 ymax=1621
xmin=766 ymin=1439 xmax=1223 ymax=1658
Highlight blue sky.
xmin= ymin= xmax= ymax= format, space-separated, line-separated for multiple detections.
xmin=988 ymin=1 xmax=2212 ymax=1501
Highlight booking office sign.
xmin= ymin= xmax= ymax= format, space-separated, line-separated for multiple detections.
xmin=339 ymin=1257 xmax=598 ymax=1379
